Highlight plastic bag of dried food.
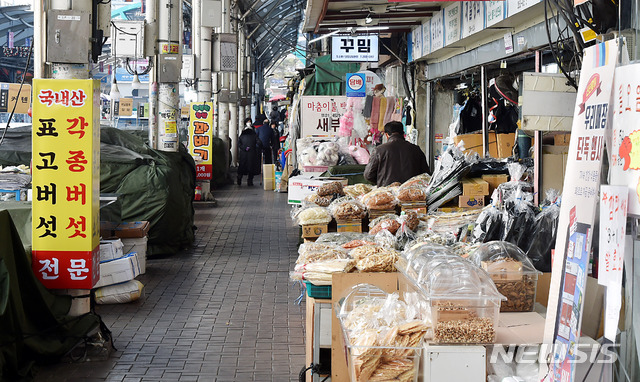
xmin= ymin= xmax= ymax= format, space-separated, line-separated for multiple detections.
xmin=329 ymin=196 xmax=367 ymax=220
xmin=296 ymin=242 xmax=349 ymax=265
xmin=351 ymin=245 xmax=399 ymax=272
xmin=499 ymin=188 xmax=537 ymax=247
xmin=401 ymin=173 xmax=432 ymax=189
xmin=317 ymin=181 xmax=345 ymax=197
xmin=304 ymin=193 xmax=334 ymax=207
xmin=291 ymin=258 xmax=356 ymax=285
xmin=296 ymin=206 xmax=332 ymax=225
xmin=342 ymin=238 xmax=378 ymax=249
xmin=520 ymin=190 xmax=560 ymax=272
xmin=344 ymin=183 xmax=375 ymax=199
xmin=395 ymin=212 xmax=419 ymax=250
xmin=361 ymin=188 xmax=398 ymax=210
xmin=316 ymin=232 xmax=370 ymax=246
xmin=373 ymin=230 xmax=398 ymax=250
xmin=369 ymin=214 xmax=401 ymax=235
xmin=396 ymin=185 xmax=427 ymax=202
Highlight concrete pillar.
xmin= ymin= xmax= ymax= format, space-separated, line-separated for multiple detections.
xmin=146 ymin=0 xmax=158 ymax=148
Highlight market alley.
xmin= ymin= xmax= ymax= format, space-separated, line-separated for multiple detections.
xmin=34 ymin=186 xmax=306 ymax=382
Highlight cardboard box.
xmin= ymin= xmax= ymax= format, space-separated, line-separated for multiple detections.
xmin=331 ymin=273 xmax=399 ymax=382
xmin=461 ymin=178 xmax=490 ymax=196
xmin=114 ymin=221 xmax=150 ymax=238
xmin=454 ymin=132 xmax=498 ymax=158
xmin=100 ymin=221 xmax=118 ymax=239
xmin=301 ymin=224 xmax=328 ymax=238
xmin=288 ymin=175 xmax=349 ymax=204
xmin=554 ymin=133 xmax=571 ymax=146
xmin=458 ymin=195 xmax=486 ymax=208
xmin=542 ymin=145 xmax=569 ymax=194
xmin=95 ymin=253 xmax=141 ymax=288
xmin=100 ymin=239 xmax=124 ymax=262
xmin=121 ymin=236 xmax=148 ymax=274
xmin=263 ymin=164 xmax=275 ymax=191
xmin=482 ymin=174 xmax=509 ymax=195
xmin=336 ymin=220 xmax=362 ymax=233
xmin=496 ymin=133 xmax=516 ymax=158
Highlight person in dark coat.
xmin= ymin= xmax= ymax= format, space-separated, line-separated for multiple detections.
xmin=270 ymin=121 xmax=281 ymax=167
xmin=269 ymin=106 xmax=280 ymax=125
xmin=237 ymin=117 xmax=262 ymax=186
xmin=364 ymin=121 xmax=430 ymax=187
xmin=256 ymin=119 xmax=273 ymax=164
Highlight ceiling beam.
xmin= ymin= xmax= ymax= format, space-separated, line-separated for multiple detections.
xmin=314 ymin=0 xmax=330 ymax=33
xmin=322 ymin=11 xmax=434 ymax=20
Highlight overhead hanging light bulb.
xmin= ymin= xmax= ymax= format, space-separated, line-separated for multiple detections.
xmin=110 ymin=80 xmax=121 ymax=101
xmin=365 ymin=16 xmax=373 ymax=24
xmin=131 ymin=74 xmax=141 ymax=90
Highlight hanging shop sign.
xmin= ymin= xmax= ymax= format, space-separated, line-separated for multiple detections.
xmin=331 ymin=35 xmax=378 ymax=62
xmin=461 ymin=2 xmax=485 ymax=39
xmin=507 ymin=0 xmax=541 ymax=17
xmin=431 ymin=11 xmax=445 ymax=52
xmin=300 ymin=96 xmax=347 ymax=137
xmin=541 ymin=39 xmax=618 ymax=382
xmin=411 ymin=26 xmax=422 ymax=61
xmin=609 ymin=62 xmax=640 ymax=216
xmin=422 ymin=20 xmax=431 ymax=57
xmin=0 ymin=83 xmax=31 ymax=114
xmin=485 ymin=0 xmax=506 ymax=28
xmin=598 ymin=185 xmax=627 ymax=341
xmin=32 ymin=79 xmax=101 ymax=289
xmin=118 ymin=98 xmax=133 ymax=116
xmin=444 ymin=2 xmax=462 ymax=47
xmin=188 ymin=102 xmax=214 ymax=180
xmin=346 ymin=73 xmax=366 ymax=97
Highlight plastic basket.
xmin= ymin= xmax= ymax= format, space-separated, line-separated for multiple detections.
xmin=305 ymin=281 xmax=332 ymax=299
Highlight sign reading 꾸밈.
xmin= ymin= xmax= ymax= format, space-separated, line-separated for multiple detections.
xmin=331 ymin=35 xmax=378 ymax=62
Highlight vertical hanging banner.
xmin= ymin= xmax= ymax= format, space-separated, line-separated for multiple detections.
xmin=609 ymin=62 xmax=640 ymax=215
xmin=32 ymin=79 xmax=101 ymax=289
xmin=188 ymin=102 xmax=214 ymax=180
xmin=542 ymin=40 xmax=618 ymax=382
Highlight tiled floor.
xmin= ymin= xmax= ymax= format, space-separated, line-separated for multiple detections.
xmin=34 ymin=185 xmax=306 ymax=382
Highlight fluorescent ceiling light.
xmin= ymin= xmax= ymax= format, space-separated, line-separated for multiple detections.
xmin=309 ymin=30 xmax=340 ymax=43
xmin=356 ymin=26 xmax=389 ymax=31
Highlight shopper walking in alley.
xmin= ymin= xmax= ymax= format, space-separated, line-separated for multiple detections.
xmin=238 ymin=117 xmax=262 ymax=186
xmin=271 ymin=121 xmax=281 ymax=168
xmin=269 ymin=105 xmax=280 ymax=125
xmin=364 ymin=121 xmax=430 ymax=187
xmin=256 ymin=119 xmax=273 ymax=164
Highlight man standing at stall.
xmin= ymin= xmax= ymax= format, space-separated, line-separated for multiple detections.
xmin=364 ymin=121 xmax=429 ymax=187
xmin=256 ymin=119 xmax=273 ymax=164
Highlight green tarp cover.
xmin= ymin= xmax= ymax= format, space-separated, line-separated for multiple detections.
xmin=0 ymin=210 xmax=100 ymax=381
xmin=0 ymin=126 xmax=196 ymax=256
xmin=314 ymin=55 xmax=360 ymax=84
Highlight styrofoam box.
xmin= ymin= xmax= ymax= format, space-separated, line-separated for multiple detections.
xmin=100 ymin=239 xmax=124 ymax=262
xmin=121 ymin=236 xmax=147 ymax=274
xmin=94 ymin=253 xmax=141 ymax=288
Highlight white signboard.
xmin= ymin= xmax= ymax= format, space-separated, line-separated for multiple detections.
xmin=300 ymin=96 xmax=348 ymax=137
xmin=412 ymin=26 xmax=422 ymax=60
xmin=485 ymin=0 xmax=506 ymax=27
xmin=422 ymin=19 xmax=431 ymax=56
xmin=541 ymin=39 xmax=618 ymax=382
xmin=507 ymin=0 xmax=540 ymax=17
xmin=444 ymin=2 xmax=462 ymax=46
xmin=461 ymin=2 xmax=485 ymax=39
xmin=331 ymin=35 xmax=379 ymax=62
xmin=431 ymin=10 xmax=445 ymax=52
xmin=609 ymin=63 xmax=640 ymax=215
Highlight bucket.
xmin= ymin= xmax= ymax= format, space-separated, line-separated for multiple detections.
xmin=516 ymin=130 xmax=532 ymax=159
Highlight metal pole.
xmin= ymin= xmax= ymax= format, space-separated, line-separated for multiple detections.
xmin=156 ymin=0 xmax=182 ymax=152
xmin=33 ymin=0 xmax=45 ymax=78
xmin=146 ymin=0 xmax=159 ymax=148
xmin=481 ymin=66 xmax=488 ymax=157
xmin=229 ymin=8 xmax=239 ymax=166
xmin=195 ymin=0 xmax=212 ymax=102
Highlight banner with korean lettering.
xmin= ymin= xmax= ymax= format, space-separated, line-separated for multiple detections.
xmin=609 ymin=63 xmax=640 ymax=216
xmin=331 ymin=35 xmax=378 ymax=62
xmin=32 ymin=79 xmax=100 ymax=289
xmin=541 ymin=39 xmax=618 ymax=382
xmin=300 ymin=96 xmax=347 ymax=138
xmin=188 ymin=102 xmax=214 ymax=180
xmin=0 ymin=83 xmax=31 ymax=113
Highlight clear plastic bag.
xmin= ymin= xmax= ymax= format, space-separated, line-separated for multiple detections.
xmin=296 ymin=242 xmax=349 ymax=265
xmin=361 ymin=188 xmax=398 ymax=210
xmin=304 ymin=193 xmax=334 ymax=207
xmin=316 ymin=232 xmax=370 ymax=246
xmin=316 ymin=141 xmax=341 ymax=166
xmin=329 ymin=196 xmax=367 ymax=220
xmin=472 ymin=205 xmax=503 ymax=243
xmin=350 ymin=245 xmax=400 ymax=272
xmin=373 ymin=230 xmax=398 ymax=249
xmin=295 ymin=206 xmax=332 ymax=225
xmin=521 ymin=190 xmax=561 ymax=272
xmin=397 ymin=174 xmax=430 ymax=202
xmin=344 ymin=183 xmax=375 ymax=198
xmin=317 ymin=181 xmax=345 ymax=197
xmin=369 ymin=214 xmax=401 ymax=235
xmin=291 ymin=258 xmax=355 ymax=285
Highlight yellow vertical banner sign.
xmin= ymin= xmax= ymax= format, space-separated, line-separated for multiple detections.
xmin=32 ymin=79 xmax=101 ymax=289
xmin=188 ymin=102 xmax=214 ymax=180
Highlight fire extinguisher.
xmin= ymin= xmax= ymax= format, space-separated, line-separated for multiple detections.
xmin=194 ymin=186 xmax=202 ymax=201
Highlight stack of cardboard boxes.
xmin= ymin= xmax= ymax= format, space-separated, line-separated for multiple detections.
xmin=459 ymin=178 xmax=490 ymax=208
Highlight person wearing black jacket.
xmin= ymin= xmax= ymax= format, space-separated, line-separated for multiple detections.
xmin=364 ymin=121 xmax=430 ymax=187
xmin=256 ymin=119 xmax=273 ymax=164
xmin=271 ymin=121 xmax=281 ymax=167
xmin=237 ymin=118 xmax=262 ymax=186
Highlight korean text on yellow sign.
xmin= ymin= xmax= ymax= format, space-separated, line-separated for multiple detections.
xmin=188 ymin=102 xmax=214 ymax=180
xmin=32 ymin=79 xmax=101 ymax=289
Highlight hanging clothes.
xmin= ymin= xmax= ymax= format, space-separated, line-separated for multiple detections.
xmin=377 ymin=97 xmax=387 ymax=131
xmin=391 ymin=98 xmax=403 ymax=122
xmin=383 ymin=96 xmax=396 ymax=126
xmin=363 ymin=95 xmax=373 ymax=119
xmin=370 ymin=96 xmax=381 ymax=131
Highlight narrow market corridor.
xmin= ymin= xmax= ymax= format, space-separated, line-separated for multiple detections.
xmin=34 ymin=186 xmax=306 ymax=382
